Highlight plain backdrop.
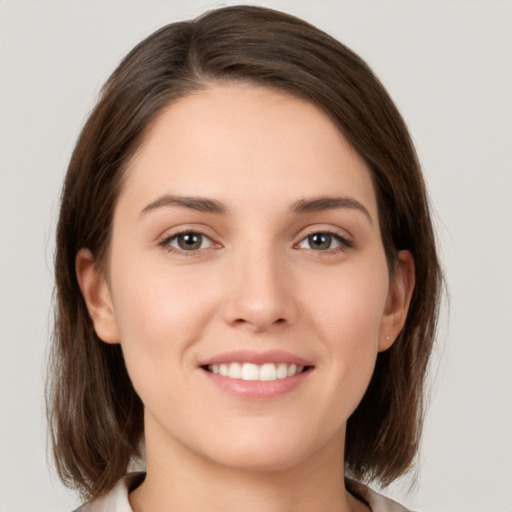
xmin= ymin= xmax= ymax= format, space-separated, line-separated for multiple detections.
xmin=1 ymin=1 xmax=511 ymax=511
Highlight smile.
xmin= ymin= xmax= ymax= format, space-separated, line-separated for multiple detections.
xmin=206 ymin=362 xmax=305 ymax=381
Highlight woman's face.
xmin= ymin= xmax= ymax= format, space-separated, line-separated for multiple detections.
xmin=80 ymin=83 xmax=412 ymax=472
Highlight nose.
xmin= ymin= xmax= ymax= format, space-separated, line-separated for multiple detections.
xmin=222 ymin=244 xmax=298 ymax=333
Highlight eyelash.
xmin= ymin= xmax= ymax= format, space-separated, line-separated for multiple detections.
xmin=158 ymin=229 xmax=354 ymax=256
xmin=295 ymin=230 xmax=354 ymax=254
xmin=159 ymin=230 xmax=217 ymax=255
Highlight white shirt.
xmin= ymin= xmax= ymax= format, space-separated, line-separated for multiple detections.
xmin=75 ymin=472 xmax=413 ymax=512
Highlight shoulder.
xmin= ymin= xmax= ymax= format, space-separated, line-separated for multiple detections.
xmin=73 ymin=473 xmax=145 ymax=512
xmin=347 ymin=478 xmax=415 ymax=512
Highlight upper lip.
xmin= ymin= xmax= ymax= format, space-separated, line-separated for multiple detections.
xmin=198 ymin=349 xmax=314 ymax=367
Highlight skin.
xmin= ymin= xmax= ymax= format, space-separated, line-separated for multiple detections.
xmin=77 ymin=84 xmax=414 ymax=512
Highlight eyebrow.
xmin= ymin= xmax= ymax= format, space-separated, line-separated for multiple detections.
xmin=140 ymin=195 xmax=229 ymax=217
xmin=291 ymin=196 xmax=373 ymax=224
xmin=139 ymin=194 xmax=372 ymax=223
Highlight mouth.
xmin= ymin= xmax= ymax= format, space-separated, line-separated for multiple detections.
xmin=198 ymin=350 xmax=314 ymax=398
xmin=202 ymin=362 xmax=311 ymax=382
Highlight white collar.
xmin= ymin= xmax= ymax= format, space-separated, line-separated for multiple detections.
xmin=76 ymin=472 xmax=412 ymax=512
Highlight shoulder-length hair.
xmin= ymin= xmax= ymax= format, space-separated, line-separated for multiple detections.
xmin=48 ymin=5 xmax=442 ymax=500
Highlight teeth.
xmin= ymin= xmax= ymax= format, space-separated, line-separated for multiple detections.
xmin=276 ymin=363 xmax=288 ymax=379
xmin=241 ymin=363 xmax=259 ymax=381
xmin=228 ymin=362 xmax=242 ymax=379
xmin=260 ymin=363 xmax=276 ymax=381
xmin=287 ymin=364 xmax=297 ymax=377
xmin=207 ymin=362 xmax=305 ymax=381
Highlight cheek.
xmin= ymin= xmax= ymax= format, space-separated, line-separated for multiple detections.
xmin=304 ymin=261 xmax=389 ymax=400
xmin=307 ymin=260 xmax=389 ymax=344
xmin=107 ymin=244 xmax=221 ymax=375
xmin=108 ymin=266 xmax=220 ymax=419
xmin=112 ymin=270 xmax=217 ymax=350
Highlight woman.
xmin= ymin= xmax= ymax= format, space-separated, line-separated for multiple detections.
xmin=48 ymin=5 xmax=441 ymax=511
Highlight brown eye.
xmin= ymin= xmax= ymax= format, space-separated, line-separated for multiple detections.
xmin=169 ymin=232 xmax=212 ymax=251
xmin=307 ymin=233 xmax=333 ymax=250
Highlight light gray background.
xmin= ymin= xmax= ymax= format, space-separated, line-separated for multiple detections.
xmin=1 ymin=1 xmax=511 ymax=511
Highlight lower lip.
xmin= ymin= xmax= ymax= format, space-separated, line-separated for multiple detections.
xmin=200 ymin=368 xmax=312 ymax=400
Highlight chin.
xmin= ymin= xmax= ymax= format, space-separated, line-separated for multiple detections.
xmin=209 ymin=447 xmax=307 ymax=473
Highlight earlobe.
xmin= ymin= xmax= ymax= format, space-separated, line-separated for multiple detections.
xmin=75 ymin=248 xmax=120 ymax=344
xmin=379 ymin=250 xmax=415 ymax=352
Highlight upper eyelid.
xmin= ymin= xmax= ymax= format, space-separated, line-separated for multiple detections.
xmin=155 ymin=224 xmax=354 ymax=247
xmin=295 ymin=224 xmax=353 ymax=241
xmin=166 ymin=231 xmax=212 ymax=242
xmin=156 ymin=224 xmax=220 ymax=244
xmin=161 ymin=231 xmax=217 ymax=248
xmin=296 ymin=231 xmax=352 ymax=247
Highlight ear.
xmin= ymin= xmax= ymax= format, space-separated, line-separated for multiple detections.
xmin=378 ymin=250 xmax=415 ymax=352
xmin=75 ymin=248 xmax=120 ymax=344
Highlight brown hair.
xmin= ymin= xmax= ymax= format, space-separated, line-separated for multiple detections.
xmin=48 ymin=5 xmax=442 ymax=500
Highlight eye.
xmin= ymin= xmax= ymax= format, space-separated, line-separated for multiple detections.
xmin=166 ymin=232 xmax=214 ymax=252
xmin=297 ymin=232 xmax=351 ymax=251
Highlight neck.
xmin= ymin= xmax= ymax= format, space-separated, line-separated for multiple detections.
xmin=129 ymin=415 xmax=365 ymax=512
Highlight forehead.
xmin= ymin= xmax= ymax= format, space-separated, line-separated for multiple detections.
xmin=120 ymin=84 xmax=377 ymax=218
